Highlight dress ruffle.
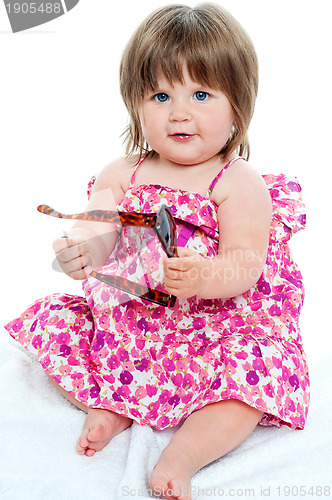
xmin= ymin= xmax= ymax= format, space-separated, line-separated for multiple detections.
xmin=263 ymin=174 xmax=306 ymax=242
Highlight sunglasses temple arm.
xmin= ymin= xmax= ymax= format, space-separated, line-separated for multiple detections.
xmin=37 ymin=205 xmax=126 ymax=223
xmin=37 ymin=206 xmax=160 ymax=227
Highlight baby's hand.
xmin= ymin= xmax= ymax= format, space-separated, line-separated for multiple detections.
xmin=52 ymin=236 xmax=92 ymax=280
xmin=163 ymin=248 xmax=208 ymax=299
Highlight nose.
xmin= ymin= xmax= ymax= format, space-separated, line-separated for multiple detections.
xmin=169 ymin=99 xmax=192 ymax=122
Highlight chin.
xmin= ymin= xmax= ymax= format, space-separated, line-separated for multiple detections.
xmin=163 ymin=153 xmax=204 ymax=165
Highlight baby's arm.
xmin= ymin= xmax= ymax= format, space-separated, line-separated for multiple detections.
xmin=53 ymin=157 xmax=135 ymax=280
xmin=163 ymin=161 xmax=272 ymax=299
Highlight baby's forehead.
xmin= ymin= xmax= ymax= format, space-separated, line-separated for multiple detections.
xmin=148 ymin=62 xmax=221 ymax=91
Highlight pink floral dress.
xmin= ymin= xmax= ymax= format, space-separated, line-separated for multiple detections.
xmin=5 ymin=157 xmax=309 ymax=430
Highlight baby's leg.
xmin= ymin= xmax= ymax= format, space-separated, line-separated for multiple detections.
xmin=150 ymin=399 xmax=263 ymax=500
xmin=46 ymin=374 xmax=132 ymax=456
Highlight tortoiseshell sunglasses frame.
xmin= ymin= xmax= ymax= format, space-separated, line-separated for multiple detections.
xmin=37 ymin=203 xmax=178 ymax=306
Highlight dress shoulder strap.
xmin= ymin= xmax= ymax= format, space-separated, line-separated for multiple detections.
xmin=207 ymin=156 xmax=246 ymax=197
xmin=128 ymin=154 xmax=148 ymax=189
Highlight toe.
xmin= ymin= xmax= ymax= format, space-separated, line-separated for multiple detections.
xmin=85 ymin=448 xmax=96 ymax=457
xmin=76 ymin=428 xmax=90 ymax=454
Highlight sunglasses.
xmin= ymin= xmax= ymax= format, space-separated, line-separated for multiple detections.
xmin=37 ymin=204 xmax=178 ymax=306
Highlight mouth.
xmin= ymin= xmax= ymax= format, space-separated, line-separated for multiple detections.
xmin=170 ymin=133 xmax=195 ymax=142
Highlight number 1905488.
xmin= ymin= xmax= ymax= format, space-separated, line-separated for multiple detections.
xmin=5 ymin=3 xmax=62 ymax=14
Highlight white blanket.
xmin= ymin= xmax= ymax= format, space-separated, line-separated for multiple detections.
xmin=0 ymin=330 xmax=331 ymax=500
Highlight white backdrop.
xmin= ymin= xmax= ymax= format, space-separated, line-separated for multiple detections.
xmin=1 ymin=0 xmax=331 ymax=366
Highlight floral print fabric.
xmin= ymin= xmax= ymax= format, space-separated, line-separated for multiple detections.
xmin=5 ymin=158 xmax=309 ymax=430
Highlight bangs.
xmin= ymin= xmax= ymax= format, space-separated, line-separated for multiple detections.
xmin=138 ymin=8 xmax=227 ymax=95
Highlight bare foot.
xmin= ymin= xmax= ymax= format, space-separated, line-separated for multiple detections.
xmin=76 ymin=408 xmax=132 ymax=457
xmin=150 ymin=440 xmax=198 ymax=500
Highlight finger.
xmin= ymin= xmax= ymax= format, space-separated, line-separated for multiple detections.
xmin=163 ymin=257 xmax=191 ymax=273
xmin=163 ymin=281 xmax=191 ymax=298
xmin=52 ymin=236 xmax=87 ymax=254
xmin=68 ymin=267 xmax=92 ymax=280
xmin=176 ymin=247 xmax=198 ymax=258
xmin=56 ymin=242 xmax=89 ymax=264
xmin=68 ymin=253 xmax=92 ymax=273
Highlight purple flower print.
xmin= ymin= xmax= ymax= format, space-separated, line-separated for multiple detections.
xmin=168 ymin=394 xmax=180 ymax=407
xmin=49 ymin=304 xmax=63 ymax=311
xmin=215 ymin=310 xmax=231 ymax=321
xmin=162 ymin=358 xmax=176 ymax=372
xmin=257 ymin=279 xmax=271 ymax=295
xmin=269 ymin=188 xmax=279 ymax=198
xmin=157 ymin=415 xmax=170 ymax=428
xmin=250 ymin=301 xmax=262 ymax=312
xmin=289 ymin=374 xmax=300 ymax=391
xmin=134 ymin=358 xmax=149 ymax=372
xmin=182 ymin=373 xmax=194 ymax=390
xmin=246 ymin=371 xmax=259 ymax=385
xmin=32 ymin=335 xmax=42 ymax=349
xmin=112 ymin=391 xmax=123 ymax=402
xmin=147 ymin=400 xmax=161 ymax=413
xmin=69 ymin=305 xmax=85 ymax=313
xmin=252 ymin=346 xmax=262 ymax=357
xmin=118 ymin=348 xmax=129 ymax=363
xmin=230 ymin=315 xmax=245 ymax=328
xmin=107 ymin=355 xmax=120 ymax=370
xmin=128 ymin=261 xmax=137 ymax=274
xmin=112 ymin=307 xmax=122 ymax=323
xmin=105 ymin=333 xmax=117 ymax=349
xmin=89 ymin=385 xmax=100 ymax=399
xmin=119 ymin=370 xmax=133 ymax=385
xmin=280 ymin=270 xmax=303 ymax=289
xmin=160 ymin=390 xmax=172 ymax=404
xmin=287 ymin=181 xmax=301 ymax=192
xmin=263 ymin=383 xmax=274 ymax=398
xmin=30 ymin=319 xmax=38 ymax=333
xmin=93 ymin=331 xmax=105 ymax=352
xmin=269 ymin=304 xmax=281 ymax=317
xmin=171 ymin=373 xmax=183 ymax=387
xmin=137 ymin=318 xmax=149 ymax=333
xmin=210 ymin=378 xmax=221 ymax=390
xmin=299 ymin=214 xmax=306 ymax=226
xmin=57 ymin=332 xmax=70 ymax=345
xmin=59 ymin=344 xmax=71 ymax=357
xmin=152 ymin=307 xmax=166 ymax=320
xmin=193 ymin=317 xmax=206 ymax=330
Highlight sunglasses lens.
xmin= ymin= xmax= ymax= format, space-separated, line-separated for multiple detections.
xmin=160 ymin=211 xmax=172 ymax=249
xmin=158 ymin=207 xmax=177 ymax=257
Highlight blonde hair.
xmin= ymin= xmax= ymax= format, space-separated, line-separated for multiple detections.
xmin=119 ymin=3 xmax=258 ymax=161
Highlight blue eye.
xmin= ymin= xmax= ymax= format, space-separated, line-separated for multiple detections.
xmin=154 ymin=93 xmax=169 ymax=102
xmin=194 ymin=91 xmax=209 ymax=101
